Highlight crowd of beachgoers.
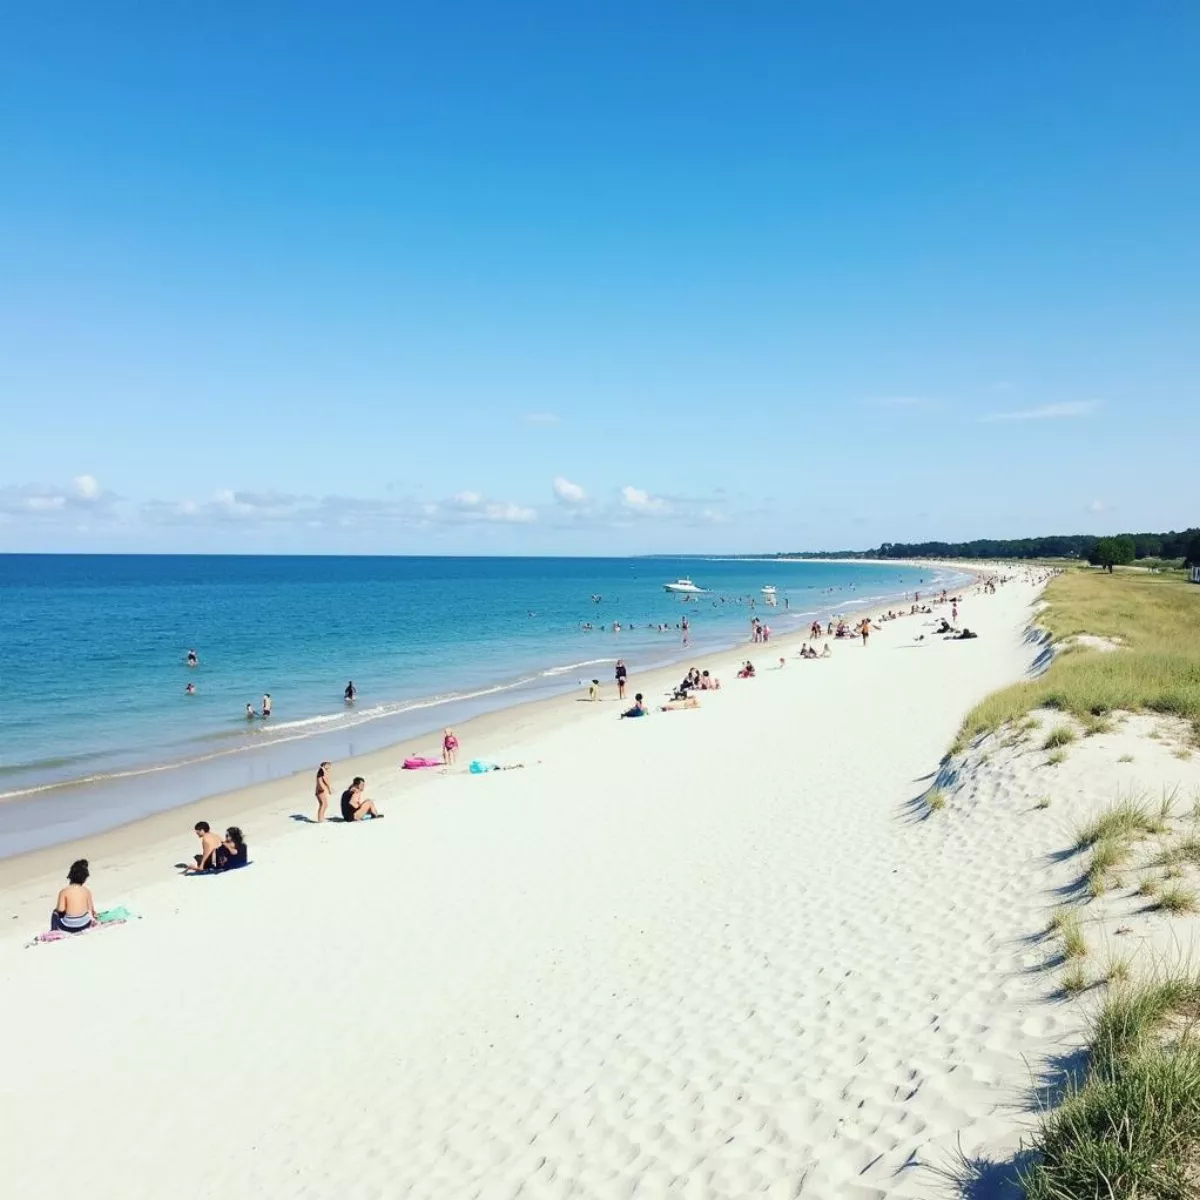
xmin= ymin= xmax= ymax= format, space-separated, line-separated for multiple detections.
xmin=38 ymin=571 xmax=1041 ymax=939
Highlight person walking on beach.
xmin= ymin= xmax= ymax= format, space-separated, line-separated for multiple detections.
xmin=262 ymin=693 xmax=272 ymax=718
xmin=52 ymin=859 xmax=98 ymax=933
xmin=859 ymin=617 xmax=872 ymax=647
xmin=615 ymin=659 xmax=628 ymax=700
xmin=442 ymin=728 xmax=459 ymax=765
xmin=315 ymin=761 xmax=333 ymax=822
xmin=340 ymin=777 xmax=383 ymax=821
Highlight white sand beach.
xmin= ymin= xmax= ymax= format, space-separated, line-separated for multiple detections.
xmin=1 ymin=573 xmax=1086 ymax=1198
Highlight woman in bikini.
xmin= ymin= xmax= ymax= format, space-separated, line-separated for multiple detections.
xmin=52 ymin=860 xmax=98 ymax=934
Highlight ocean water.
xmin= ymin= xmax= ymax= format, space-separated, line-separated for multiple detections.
xmin=0 ymin=555 xmax=967 ymax=854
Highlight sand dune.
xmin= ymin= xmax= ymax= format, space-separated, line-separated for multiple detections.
xmin=1 ymin=575 xmax=1068 ymax=1199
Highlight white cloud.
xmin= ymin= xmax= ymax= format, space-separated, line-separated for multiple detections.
xmin=522 ymin=412 xmax=559 ymax=426
xmin=71 ymin=474 xmax=101 ymax=500
xmin=448 ymin=490 xmax=484 ymax=509
xmin=980 ymin=400 xmax=1101 ymax=422
xmin=1085 ymin=499 xmax=1109 ymax=514
xmin=620 ymin=485 xmax=669 ymax=515
xmin=552 ymin=476 xmax=588 ymax=506
xmin=0 ymin=476 xmax=119 ymax=519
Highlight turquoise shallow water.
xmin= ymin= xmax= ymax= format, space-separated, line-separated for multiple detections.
xmin=0 ymin=554 xmax=966 ymax=853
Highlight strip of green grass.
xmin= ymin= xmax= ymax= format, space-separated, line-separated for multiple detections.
xmin=952 ymin=571 xmax=1200 ymax=753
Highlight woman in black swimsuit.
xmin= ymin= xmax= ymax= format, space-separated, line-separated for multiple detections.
xmin=615 ymin=659 xmax=628 ymax=700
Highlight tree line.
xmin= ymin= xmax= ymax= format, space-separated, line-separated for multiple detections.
xmin=780 ymin=529 xmax=1200 ymax=567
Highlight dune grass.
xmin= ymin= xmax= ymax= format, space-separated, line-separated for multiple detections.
xmin=1042 ymin=725 xmax=1078 ymax=750
xmin=1157 ymin=885 xmax=1199 ymax=915
xmin=951 ymin=570 xmax=1200 ymax=754
xmin=925 ymin=787 xmax=946 ymax=813
xmin=1056 ymin=910 xmax=1088 ymax=960
xmin=1074 ymin=795 xmax=1161 ymax=850
xmin=1022 ymin=975 xmax=1200 ymax=1197
xmin=1045 ymin=749 xmax=1068 ymax=766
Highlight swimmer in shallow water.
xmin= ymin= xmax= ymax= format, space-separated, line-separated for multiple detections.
xmin=246 ymin=704 xmax=256 ymax=719
xmin=185 ymin=682 xmax=195 ymax=695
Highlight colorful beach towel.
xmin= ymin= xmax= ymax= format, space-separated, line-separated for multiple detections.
xmin=403 ymin=755 xmax=444 ymax=770
xmin=27 ymin=907 xmax=137 ymax=947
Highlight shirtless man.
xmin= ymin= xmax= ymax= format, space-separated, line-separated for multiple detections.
xmin=53 ymin=859 xmax=98 ymax=933
xmin=188 ymin=821 xmax=223 ymax=872
xmin=315 ymin=761 xmax=333 ymax=822
xmin=340 ymin=776 xmax=383 ymax=821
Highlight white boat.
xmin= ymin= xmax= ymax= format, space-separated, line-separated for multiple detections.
xmin=663 ymin=577 xmax=704 ymax=594
xmin=761 ymin=585 xmax=777 ymax=595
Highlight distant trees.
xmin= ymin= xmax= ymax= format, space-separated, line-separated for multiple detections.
xmin=1089 ymin=535 xmax=1136 ymax=572
xmin=779 ymin=526 xmax=1200 ymax=563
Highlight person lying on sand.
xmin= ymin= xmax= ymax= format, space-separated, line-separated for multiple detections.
xmin=52 ymin=859 xmax=97 ymax=933
xmin=341 ymin=777 xmax=383 ymax=820
xmin=619 ymin=693 xmax=648 ymax=718
xmin=660 ymin=696 xmax=700 ymax=711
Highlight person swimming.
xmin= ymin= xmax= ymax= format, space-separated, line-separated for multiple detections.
xmin=185 ymin=682 xmax=195 ymax=694
xmin=245 ymin=703 xmax=256 ymax=719
xmin=186 ymin=649 xmax=198 ymax=666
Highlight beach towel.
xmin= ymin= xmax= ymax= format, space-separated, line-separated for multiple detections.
xmin=27 ymin=907 xmax=136 ymax=947
xmin=403 ymin=756 xmax=444 ymax=770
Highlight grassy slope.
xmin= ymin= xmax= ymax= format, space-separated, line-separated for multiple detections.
xmin=953 ymin=570 xmax=1200 ymax=752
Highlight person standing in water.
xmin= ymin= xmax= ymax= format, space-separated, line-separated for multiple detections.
xmin=245 ymin=703 xmax=256 ymax=719
xmin=344 ymin=680 xmax=356 ymax=703
xmin=315 ymin=761 xmax=333 ymax=823
xmin=262 ymin=693 xmax=272 ymax=718
xmin=186 ymin=649 xmax=198 ymax=666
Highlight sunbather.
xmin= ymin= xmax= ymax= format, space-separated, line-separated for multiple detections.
xmin=52 ymin=859 xmax=97 ymax=933
xmin=620 ymin=693 xmax=648 ymax=718
xmin=341 ymin=776 xmax=384 ymax=820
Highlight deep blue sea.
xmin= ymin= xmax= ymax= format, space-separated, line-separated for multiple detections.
xmin=0 ymin=555 xmax=967 ymax=854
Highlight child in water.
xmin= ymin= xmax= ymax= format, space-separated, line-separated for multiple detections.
xmin=443 ymin=728 xmax=459 ymax=766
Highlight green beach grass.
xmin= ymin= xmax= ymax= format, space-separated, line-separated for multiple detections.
xmin=952 ymin=570 xmax=1200 ymax=754
xmin=1022 ymin=976 xmax=1200 ymax=1198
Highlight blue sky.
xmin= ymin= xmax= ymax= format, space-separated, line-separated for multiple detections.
xmin=1 ymin=2 xmax=1196 ymax=554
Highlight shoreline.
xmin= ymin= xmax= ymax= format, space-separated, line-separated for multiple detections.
xmin=1 ymin=565 xmax=1045 ymax=1198
xmin=0 ymin=563 xmax=980 ymax=862
xmin=0 ymin=566 xmax=985 ymax=923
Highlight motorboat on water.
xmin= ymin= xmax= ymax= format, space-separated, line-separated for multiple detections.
xmin=663 ymin=577 xmax=704 ymax=594
xmin=760 ymin=585 xmax=777 ymax=595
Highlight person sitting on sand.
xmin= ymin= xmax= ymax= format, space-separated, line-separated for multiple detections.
xmin=443 ymin=727 xmax=459 ymax=765
xmin=699 ymin=669 xmax=720 ymax=689
xmin=619 ymin=693 xmax=648 ymax=718
xmin=214 ymin=826 xmax=248 ymax=870
xmin=188 ymin=821 xmax=223 ymax=872
xmin=660 ymin=696 xmax=700 ymax=711
xmin=736 ymin=660 xmax=756 ymax=679
xmin=315 ymin=761 xmax=332 ymax=822
xmin=52 ymin=859 xmax=98 ymax=934
xmin=341 ymin=776 xmax=383 ymax=821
